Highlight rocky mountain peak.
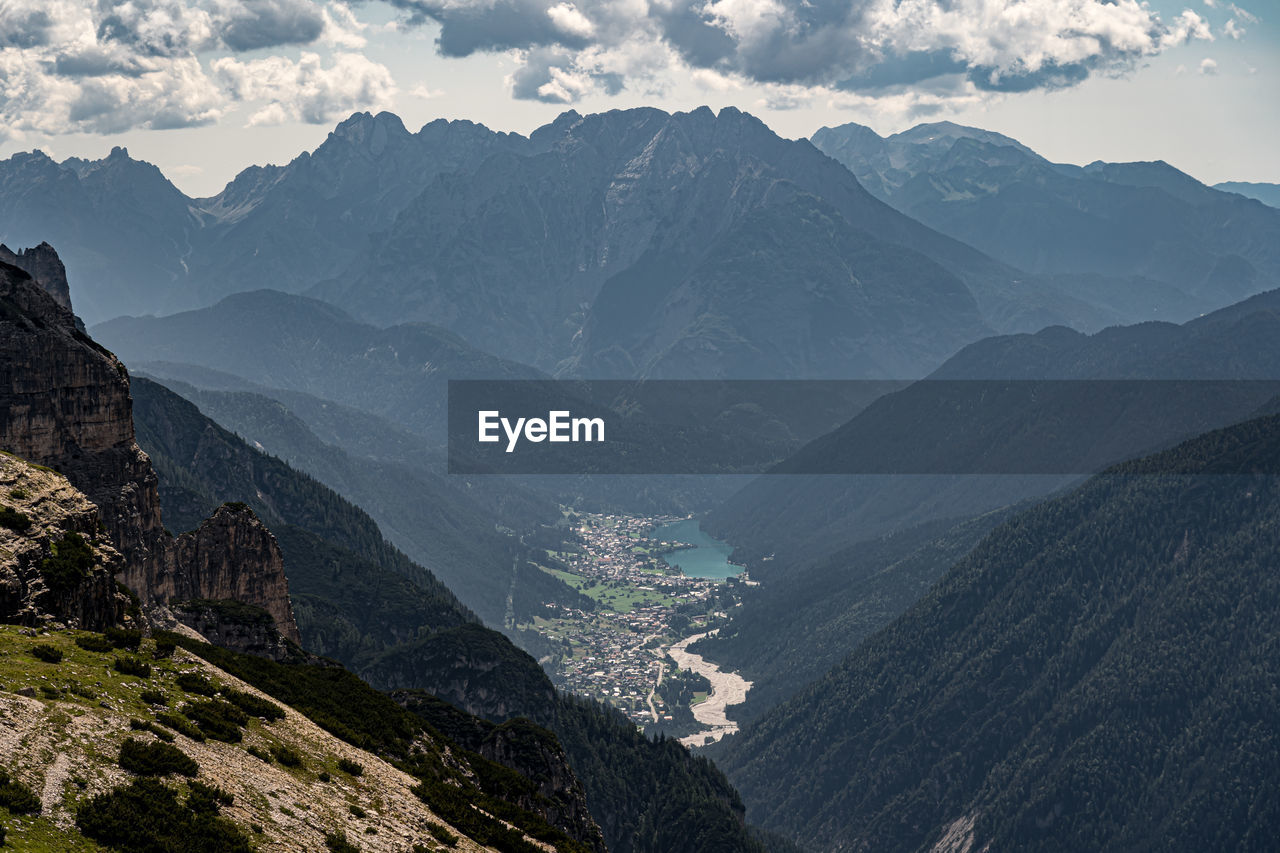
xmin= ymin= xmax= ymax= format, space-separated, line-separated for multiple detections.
xmin=327 ymin=110 xmax=411 ymax=156
xmin=168 ymin=503 xmax=300 ymax=644
xmin=0 ymin=242 xmax=73 ymax=312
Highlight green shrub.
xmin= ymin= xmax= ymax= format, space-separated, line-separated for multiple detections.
xmin=30 ymin=643 xmax=63 ymax=663
xmin=187 ymin=781 xmax=233 ymax=814
xmin=155 ymin=713 xmax=206 ymax=743
xmin=270 ymin=744 xmax=302 ymax=768
xmin=39 ymin=685 xmax=63 ymax=699
xmin=0 ymin=768 xmax=42 ymax=814
xmin=69 ymin=682 xmax=96 ymax=699
xmin=113 ymin=656 xmax=151 ymax=678
xmin=77 ymin=778 xmax=252 ymax=853
xmin=8 ymin=488 xmax=28 ymax=500
xmin=176 ymin=673 xmax=218 ymax=696
xmin=141 ymin=689 xmax=168 ymax=705
xmin=181 ymin=699 xmax=248 ymax=743
xmin=220 ymin=687 xmax=285 ymax=721
xmin=324 ymin=831 xmax=361 ymax=853
xmin=317 ymin=771 xmax=331 ymax=782
xmin=0 ymin=505 xmax=31 ymax=532
xmin=130 ymin=719 xmax=175 ymax=743
xmin=154 ymin=637 xmax=177 ymax=659
xmin=348 ymin=804 xmax=366 ymax=818
xmin=105 ymin=626 xmax=143 ymax=650
xmin=246 ymin=745 xmax=271 ymax=762
xmin=427 ymin=823 xmax=459 ymax=848
xmin=337 ymin=757 xmax=364 ymax=777
xmin=118 ymin=738 xmax=198 ymax=777
xmin=75 ymin=634 xmax=115 ymax=653
xmin=40 ymin=531 xmax=95 ymax=592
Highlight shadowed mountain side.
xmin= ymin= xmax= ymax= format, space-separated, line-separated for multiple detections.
xmin=707 ymin=287 xmax=1280 ymax=572
xmin=710 ymin=412 xmax=1280 ymax=851
xmin=92 ymin=289 xmax=544 ymax=442
xmin=141 ymin=376 xmax=582 ymax=626
xmin=692 ymin=508 xmax=1019 ymax=721
xmin=314 ymin=106 xmax=1107 ymax=377
xmin=126 ymin=376 xmax=790 ymax=853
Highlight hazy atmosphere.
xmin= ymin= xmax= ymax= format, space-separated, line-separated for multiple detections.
xmin=3 ymin=2 xmax=1280 ymax=852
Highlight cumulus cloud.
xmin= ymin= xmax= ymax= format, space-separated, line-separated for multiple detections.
xmin=213 ymin=51 xmax=396 ymax=124
xmin=390 ymin=0 xmax=1219 ymax=104
xmin=1199 ymin=57 xmax=1218 ymax=74
xmin=0 ymin=0 xmax=395 ymax=139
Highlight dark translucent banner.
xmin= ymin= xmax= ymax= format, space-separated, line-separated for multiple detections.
xmin=447 ymin=379 xmax=1280 ymax=475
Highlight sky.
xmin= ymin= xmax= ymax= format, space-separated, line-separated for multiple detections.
xmin=0 ymin=0 xmax=1274 ymax=197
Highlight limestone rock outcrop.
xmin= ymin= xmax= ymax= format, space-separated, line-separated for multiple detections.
xmin=168 ymin=504 xmax=300 ymax=644
xmin=0 ymin=242 xmax=72 ymax=312
xmin=0 ymin=252 xmax=300 ymax=644
xmin=0 ymin=452 xmax=125 ymax=628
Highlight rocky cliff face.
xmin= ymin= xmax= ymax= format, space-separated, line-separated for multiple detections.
xmin=394 ymin=689 xmax=607 ymax=853
xmin=0 ymin=254 xmax=299 ymax=644
xmin=168 ymin=504 xmax=300 ymax=644
xmin=0 ymin=452 xmax=125 ymax=628
xmin=0 ymin=259 xmax=167 ymax=590
xmin=172 ymin=599 xmax=302 ymax=661
xmin=0 ymin=242 xmax=73 ymax=312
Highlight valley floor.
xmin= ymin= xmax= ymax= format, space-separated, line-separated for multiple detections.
xmin=517 ymin=513 xmax=753 ymax=740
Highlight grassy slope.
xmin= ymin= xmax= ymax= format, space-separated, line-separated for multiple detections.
xmin=0 ymin=626 xmax=494 ymax=852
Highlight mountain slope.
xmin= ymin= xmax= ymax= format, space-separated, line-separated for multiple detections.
xmin=812 ymin=121 xmax=1280 ymax=322
xmin=128 ymin=377 xmax=779 ymax=853
xmin=712 ymin=411 xmax=1280 ymax=851
xmin=0 ymin=626 xmax=502 ymax=852
xmin=92 ymin=289 xmax=543 ymax=441
xmin=311 ymin=106 xmax=1010 ymax=378
xmin=708 ymin=287 xmax=1280 ymax=571
xmin=136 ymin=377 xmax=575 ymax=625
xmin=1215 ymin=180 xmax=1280 ymax=209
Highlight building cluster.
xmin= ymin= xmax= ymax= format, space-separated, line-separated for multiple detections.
xmin=532 ymin=513 xmax=732 ymax=723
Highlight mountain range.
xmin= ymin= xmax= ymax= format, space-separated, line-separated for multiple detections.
xmin=15 ymin=107 xmax=1274 ymax=385
xmin=812 ymin=121 xmax=1280 ymax=323
xmin=5 ymin=99 xmax=1280 ymax=853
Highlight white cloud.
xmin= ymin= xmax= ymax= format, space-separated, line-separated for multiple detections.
xmin=0 ymin=0 xmax=398 ymax=137
xmin=1199 ymin=57 xmax=1218 ymax=74
xmin=322 ymin=2 xmax=369 ymax=48
xmin=213 ymin=52 xmax=397 ymax=125
xmin=410 ymin=83 xmax=445 ymax=98
xmin=547 ymin=3 xmax=596 ymax=38
xmin=690 ymin=68 xmax=743 ymax=92
xmin=1228 ymin=4 xmax=1259 ymax=24
xmin=400 ymin=0 xmax=1222 ymax=107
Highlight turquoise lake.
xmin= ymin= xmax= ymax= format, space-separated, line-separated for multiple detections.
xmin=654 ymin=519 xmax=741 ymax=580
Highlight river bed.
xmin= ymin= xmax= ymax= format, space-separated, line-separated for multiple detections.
xmin=667 ymin=631 xmax=752 ymax=747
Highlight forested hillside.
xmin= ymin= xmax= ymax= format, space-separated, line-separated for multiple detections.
xmin=129 ymin=377 xmax=779 ymax=853
xmin=711 ymin=412 xmax=1280 ymax=851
